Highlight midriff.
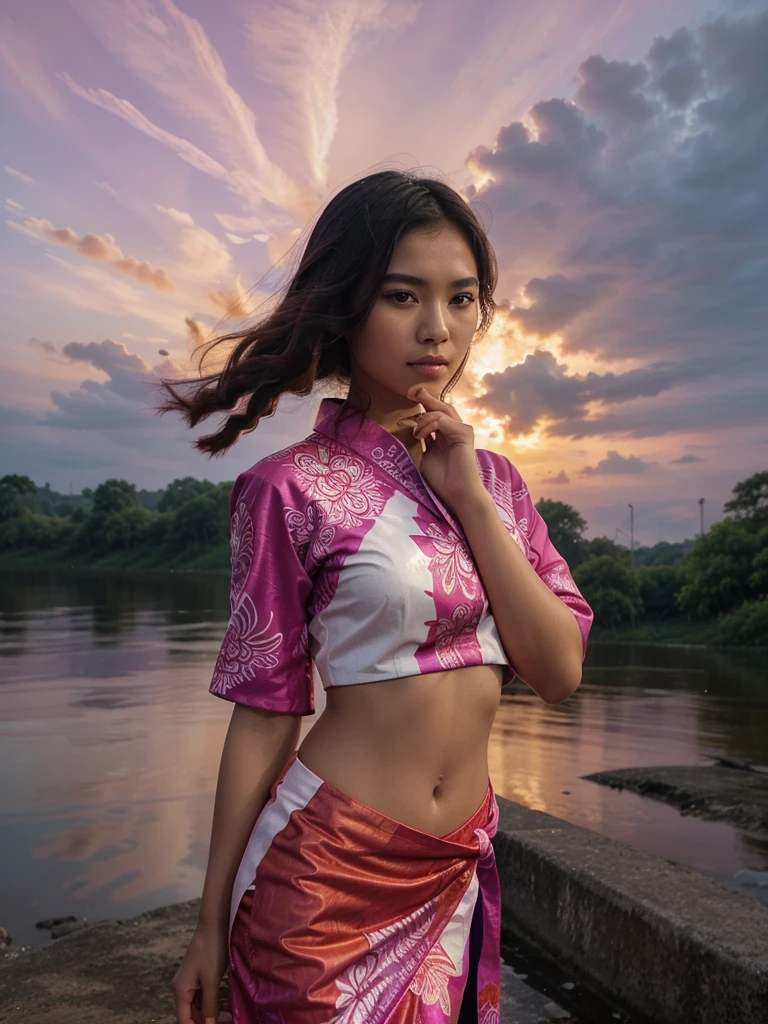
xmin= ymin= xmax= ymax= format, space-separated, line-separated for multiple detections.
xmin=296 ymin=663 xmax=503 ymax=838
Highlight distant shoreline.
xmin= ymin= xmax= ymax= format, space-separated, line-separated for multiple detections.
xmin=0 ymin=551 xmax=230 ymax=575
xmin=3 ymin=554 xmax=761 ymax=648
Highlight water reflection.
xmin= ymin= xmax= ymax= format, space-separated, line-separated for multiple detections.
xmin=0 ymin=566 xmax=766 ymax=948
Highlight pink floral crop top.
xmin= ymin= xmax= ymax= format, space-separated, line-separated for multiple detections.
xmin=209 ymin=396 xmax=594 ymax=714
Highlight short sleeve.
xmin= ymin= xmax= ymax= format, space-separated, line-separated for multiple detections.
xmin=209 ymin=470 xmax=315 ymax=715
xmin=477 ymin=449 xmax=594 ymax=677
xmin=512 ymin=470 xmax=594 ymax=662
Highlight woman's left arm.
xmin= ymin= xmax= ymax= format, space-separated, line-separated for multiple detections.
xmin=453 ymin=489 xmax=585 ymax=703
xmin=402 ymin=383 xmax=589 ymax=704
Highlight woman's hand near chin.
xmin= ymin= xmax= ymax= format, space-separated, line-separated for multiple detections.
xmin=397 ymin=384 xmax=486 ymax=507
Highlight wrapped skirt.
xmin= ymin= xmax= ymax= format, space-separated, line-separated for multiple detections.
xmin=228 ymin=751 xmax=502 ymax=1024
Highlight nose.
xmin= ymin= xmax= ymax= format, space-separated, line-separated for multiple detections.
xmin=418 ymin=302 xmax=449 ymax=343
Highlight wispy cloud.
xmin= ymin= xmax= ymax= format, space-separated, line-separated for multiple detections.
xmin=14 ymin=255 xmax=190 ymax=337
xmin=0 ymin=14 xmax=70 ymax=122
xmin=670 ymin=454 xmax=705 ymax=464
xmin=9 ymin=216 xmax=175 ymax=292
xmin=44 ymin=338 xmax=186 ymax=431
xmin=58 ymin=72 xmax=231 ymax=182
xmin=583 ymin=450 xmax=656 ymax=476
xmin=4 ymin=165 xmax=36 ymax=187
xmin=541 ymin=470 xmax=571 ymax=485
xmin=238 ymin=0 xmax=421 ymax=189
xmin=68 ymin=0 xmax=311 ymax=222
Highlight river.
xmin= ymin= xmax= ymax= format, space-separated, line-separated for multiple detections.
xmin=1 ymin=566 xmax=766 ymax=948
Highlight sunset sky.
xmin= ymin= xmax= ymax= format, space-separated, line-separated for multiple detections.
xmin=2 ymin=0 xmax=766 ymax=548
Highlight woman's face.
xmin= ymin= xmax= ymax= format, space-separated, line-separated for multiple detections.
xmin=346 ymin=222 xmax=480 ymax=417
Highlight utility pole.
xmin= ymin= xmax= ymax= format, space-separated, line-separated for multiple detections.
xmin=698 ymin=497 xmax=705 ymax=538
xmin=628 ymin=503 xmax=635 ymax=569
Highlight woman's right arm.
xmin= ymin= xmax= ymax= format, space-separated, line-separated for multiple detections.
xmin=173 ymin=703 xmax=302 ymax=1024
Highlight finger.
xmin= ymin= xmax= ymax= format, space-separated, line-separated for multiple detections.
xmin=413 ymin=413 xmax=443 ymax=437
xmin=408 ymin=386 xmax=458 ymax=415
xmin=201 ymin=982 xmax=221 ymax=1023
xmin=172 ymin=978 xmax=196 ymax=1024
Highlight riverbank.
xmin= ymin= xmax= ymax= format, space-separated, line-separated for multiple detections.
xmin=589 ymin=618 xmax=715 ymax=645
xmin=3 ymin=797 xmax=766 ymax=1024
xmin=583 ymin=763 xmax=768 ymax=834
xmin=0 ymin=900 xmax=594 ymax=1024
xmin=0 ymin=548 xmax=230 ymax=574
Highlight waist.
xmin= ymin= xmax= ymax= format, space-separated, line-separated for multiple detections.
xmin=297 ymin=664 xmax=501 ymax=837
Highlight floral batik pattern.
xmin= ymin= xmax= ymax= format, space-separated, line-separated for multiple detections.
xmin=333 ymin=898 xmax=467 ymax=1024
xmin=292 ymin=445 xmax=388 ymax=529
xmin=409 ymin=501 xmax=487 ymax=675
xmin=210 ymin=500 xmax=285 ymax=696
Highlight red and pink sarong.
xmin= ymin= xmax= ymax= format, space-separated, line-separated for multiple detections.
xmin=228 ymin=751 xmax=502 ymax=1024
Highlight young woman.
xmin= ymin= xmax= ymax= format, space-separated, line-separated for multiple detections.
xmin=161 ymin=170 xmax=593 ymax=1024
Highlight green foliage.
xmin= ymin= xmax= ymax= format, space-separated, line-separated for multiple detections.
xmin=0 ymin=474 xmax=38 ymax=521
xmin=574 ymin=554 xmax=643 ymax=628
xmin=91 ymin=478 xmax=140 ymax=515
xmin=677 ymin=518 xmax=764 ymax=619
xmin=534 ymin=498 xmax=588 ymax=567
xmin=723 ymin=470 xmax=768 ymax=524
xmin=713 ymin=597 xmax=768 ymax=647
xmin=582 ymin=536 xmax=631 ymax=565
xmin=158 ymin=476 xmax=219 ymax=513
xmin=636 ymin=565 xmax=685 ymax=620
xmin=749 ymin=537 xmax=768 ymax=592
xmin=0 ymin=510 xmax=77 ymax=550
xmin=101 ymin=505 xmax=156 ymax=550
xmin=166 ymin=490 xmax=230 ymax=553
xmin=633 ymin=540 xmax=693 ymax=567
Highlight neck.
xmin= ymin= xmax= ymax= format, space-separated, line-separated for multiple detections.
xmin=344 ymin=385 xmax=425 ymax=464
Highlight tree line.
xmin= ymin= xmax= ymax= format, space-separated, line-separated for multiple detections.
xmin=542 ymin=470 xmax=767 ymax=648
xmin=1 ymin=469 xmax=766 ymax=647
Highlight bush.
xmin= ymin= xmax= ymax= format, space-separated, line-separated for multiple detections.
xmin=713 ymin=598 xmax=768 ymax=647
xmin=573 ymin=554 xmax=643 ymax=628
xmin=0 ymin=511 xmax=77 ymax=551
xmin=677 ymin=519 xmax=764 ymax=618
xmin=167 ymin=491 xmax=229 ymax=554
xmin=636 ymin=565 xmax=684 ymax=620
xmin=101 ymin=506 xmax=157 ymax=550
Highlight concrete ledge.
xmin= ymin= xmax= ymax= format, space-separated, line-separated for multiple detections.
xmin=492 ymin=796 xmax=768 ymax=1024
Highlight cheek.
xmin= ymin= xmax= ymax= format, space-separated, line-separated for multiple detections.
xmin=352 ymin=307 xmax=409 ymax=368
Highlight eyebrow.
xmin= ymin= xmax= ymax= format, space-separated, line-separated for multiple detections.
xmin=381 ymin=273 xmax=479 ymax=289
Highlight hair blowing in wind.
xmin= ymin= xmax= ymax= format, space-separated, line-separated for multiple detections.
xmin=155 ymin=169 xmax=498 ymax=456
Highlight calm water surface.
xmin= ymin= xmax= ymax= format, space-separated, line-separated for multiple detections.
xmin=1 ymin=567 xmax=766 ymax=948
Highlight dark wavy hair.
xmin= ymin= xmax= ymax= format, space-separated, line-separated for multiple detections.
xmin=156 ymin=169 xmax=498 ymax=456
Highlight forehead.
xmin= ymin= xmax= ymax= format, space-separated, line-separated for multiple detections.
xmin=388 ymin=223 xmax=477 ymax=276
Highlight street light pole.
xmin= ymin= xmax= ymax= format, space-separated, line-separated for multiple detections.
xmin=698 ymin=497 xmax=705 ymax=538
xmin=628 ymin=503 xmax=635 ymax=569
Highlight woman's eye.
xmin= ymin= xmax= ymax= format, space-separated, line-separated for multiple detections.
xmin=385 ymin=291 xmax=476 ymax=306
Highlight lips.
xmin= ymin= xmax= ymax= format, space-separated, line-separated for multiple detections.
xmin=408 ymin=358 xmax=448 ymax=365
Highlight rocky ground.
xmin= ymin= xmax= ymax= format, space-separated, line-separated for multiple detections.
xmin=582 ymin=762 xmax=768 ymax=833
xmin=0 ymin=900 xmax=626 ymax=1024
